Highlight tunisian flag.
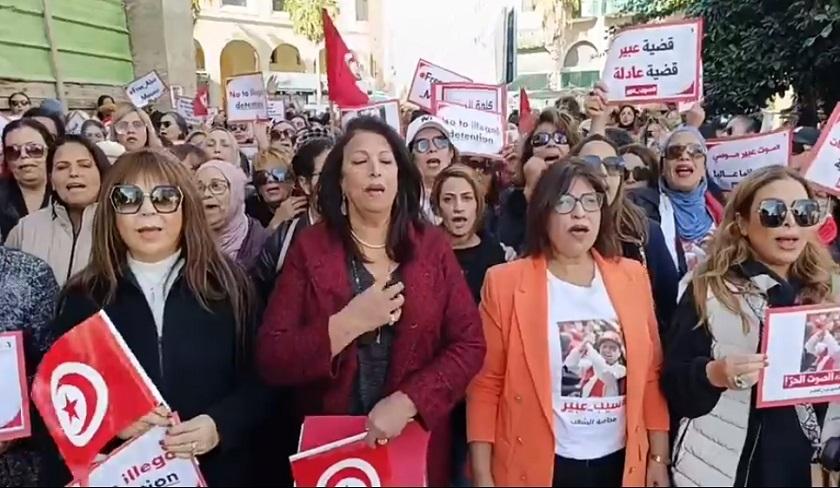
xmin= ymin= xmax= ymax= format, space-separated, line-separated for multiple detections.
xmin=291 ymin=416 xmax=430 ymax=487
xmin=193 ymin=85 xmax=209 ymax=116
xmin=31 ymin=311 xmax=162 ymax=479
xmin=322 ymin=9 xmax=369 ymax=107
xmin=519 ymin=88 xmax=535 ymax=135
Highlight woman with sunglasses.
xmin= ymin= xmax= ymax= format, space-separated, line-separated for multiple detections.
xmin=51 ymin=149 xmax=272 ymax=486
xmin=269 ymin=120 xmax=296 ymax=151
xmin=5 ymin=135 xmax=110 ymax=285
xmin=498 ymin=108 xmax=582 ymax=255
xmin=8 ymin=92 xmax=31 ymax=120
xmin=619 ymin=144 xmax=659 ymax=191
xmin=468 ymin=161 xmax=670 ymax=488
xmin=81 ymin=119 xmax=108 ymax=145
xmin=257 ymin=117 xmax=485 ymax=486
xmin=197 ymin=160 xmax=269 ymax=270
xmin=246 ymin=147 xmax=301 ymax=230
xmin=573 ymin=135 xmax=679 ymax=334
xmin=405 ymin=115 xmax=459 ymax=222
xmin=110 ymin=103 xmax=162 ymax=152
xmin=0 ymin=119 xmax=54 ymax=240
xmin=663 ymin=166 xmax=837 ymax=487
xmin=158 ymin=111 xmax=188 ymax=145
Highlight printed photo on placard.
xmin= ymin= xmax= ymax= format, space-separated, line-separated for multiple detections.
xmin=0 ymin=331 xmax=30 ymax=442
xmin=799 ymin=310 xmax=840 ymax=373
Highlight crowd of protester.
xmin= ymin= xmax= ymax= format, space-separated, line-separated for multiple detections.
xmin=1 ymin=78 xmax=839 ymax=488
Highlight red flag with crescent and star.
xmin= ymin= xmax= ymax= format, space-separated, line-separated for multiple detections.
xmin=31 ymin=311 xmax=162 ymax=480
xmin=322 ymin=9 xmax=369 ymax=108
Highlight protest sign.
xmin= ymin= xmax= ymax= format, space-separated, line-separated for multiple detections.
xmin=0 ymin=331 xmax=30 ymax=442
xmin=267 ymin=100 xmax=286 ymax=123
xmin=125 ymin=71 xmax=167 ymax=109
xmin=431 ymin=82 xmax=506 ymax=115
xmin=226 ymin=73 xmax=268 ymax=122
xmin=175 ymin=96 xmax=201 ymax=125
xmin=707 ymin=129 xmax=791 ymax=191
xmin=0 ymin=114 xmax=9 ymax=136
xmin=803 ymin=102 xmax=840 ymax=194
xmin=435 ymin=102 xmax=505 ymax=158
xmin=758 ymin=305 xmax=840 ymax=408
xmin=67 ymin=423 xmax=206 ymax=487
xmin=65 ymin=111 xmax=90 ymax=135
xmin=292 ymin=417 xmax=430 ymax=487
xmin=340 ymin=99 xmax=402 ymax=133
xmin=602 ymin=19 xmax=703 ymax=104
xmin=407 ymin=59 xmax=472 ymax=111
xmin=32 ymin=311 xmax=163 ymax=478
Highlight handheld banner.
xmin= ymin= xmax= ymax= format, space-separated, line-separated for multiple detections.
xmin=707 ymin=129 xmax=791 ymax=191
xmin=407 ymin=59 xmax=472 ymax=111
xmin=125 ymin=71 xmax=167 ymax=109
xmin=226 ymin=73 xmax=269 ymax=122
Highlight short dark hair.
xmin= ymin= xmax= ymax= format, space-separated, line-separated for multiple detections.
xmin=96 ymin=95 xmax=115 ymax=107
xmin=9 ymin=92 xmax=30 ymax=104
xmin=518 ymin=108 xmax=582 ymax=185
xmin=619 ymin=144 xmax=659 ymax=187
xmin=160 ymin=111 xmax=189 ymax=141
xmin=525 ymin=159 xmax=620 ymax=259
xmin=3 ymin=118 xmax=55 ymax=152
xmin=23 ymin=107 xmax=66 ymax=138
xmin=571 ymin=134 xmax=620 ymax=157
xmin=318 ymin=116 xmax=424 ymax=263
xmin=47 ymin=135 xmax=111 ymax=206
xmin=292 ymin=138 xmax=333 ymax=180
xmin=604 ymin=127 xmax=635 ymax=148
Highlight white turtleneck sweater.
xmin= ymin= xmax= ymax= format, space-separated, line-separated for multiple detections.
xmin=127 ymin=250 xmax=184 ymax=337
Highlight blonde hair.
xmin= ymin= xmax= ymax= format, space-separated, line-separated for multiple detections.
xmin=692 ymin=166 xmax=836 ymax=331
xmin=206 ymin=128 xmax=240 ymax=165
xmin=254 ymin=146 xmax=293 ymax=172
xmin=430 ymin=164 xmax=487 ymax=235
xmin=110 ymin=103 xmax=149 ymax=143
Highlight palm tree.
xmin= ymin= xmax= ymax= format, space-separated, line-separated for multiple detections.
xmin=535 ymin=0 xmax=581 ymax=89
xmin=285 ymin=0 xmax=339 ymax=44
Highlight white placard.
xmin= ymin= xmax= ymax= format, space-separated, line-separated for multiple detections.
xmin=340 ymin=100 xmax=401 ymax=134
xmin=68 ymin=425 xmax=205 ymax=487
xmin=804 ymin=102 xmax=840 ymax=194
xmin=602 ymin=19 xmax=703 ymax=104
xmin=175 ymin=96 xmax=200 ymax=125
xmin=267 ymin=100 xmax=286 ymax=123
xmin=758 ymin=305 xmax=840 ymax=408
xmin=0 ymin=331 xmax=29 ymax=441
xmin=226 ymin=73 xmax=268 ymax=122
xmin=125 ymin=71 xmax=167 ymax=109
xmin=64 ymin=111 xmax=90 ymax=135
xmin=435 ymin=102 xmax=505 ymax=158
xmin=432 ymin=82 xmax=506 ymax=115
xmin=407 ymin=59 xmax=472 ymax=111
xmin=707 ymin=129 xmax=791 ymax=191
xmin=0 ymin=114 xmax=9 ymax=135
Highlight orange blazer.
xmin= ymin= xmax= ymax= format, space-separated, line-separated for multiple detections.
xmin=467 ymin=253 xmax=669 ymax=487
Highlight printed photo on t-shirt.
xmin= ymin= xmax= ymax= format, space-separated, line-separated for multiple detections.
xmin=557 ymin=319 xmax=626 ymax=398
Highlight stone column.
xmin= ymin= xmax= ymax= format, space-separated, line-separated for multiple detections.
xmin=124 ymin=0 xmax=196 ymax=109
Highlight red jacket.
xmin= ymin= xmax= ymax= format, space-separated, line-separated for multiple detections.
xmin=256 ymin=222 xmax=486 ymax=485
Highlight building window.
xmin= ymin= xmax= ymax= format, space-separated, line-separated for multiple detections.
xmin=561 ymin=71 xmax=600 ymax=89
xmin=355 ymin=0 xmax=369 ymax=21
xmin=272 ymin=0 xmax=285 ymax=11
xmin=221 ymin=0 xmax=247 ymax=6
xmin=521 ymin=0 xmax=536 ymax=11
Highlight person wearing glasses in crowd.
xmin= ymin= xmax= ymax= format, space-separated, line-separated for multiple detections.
xmin=246 ymin=147 xmax=299 ymax=230
xmin=573 ymin=135 xmax=679 ymax=334
xmin=405 ymin=115 xmax=459 ymax=222
xmin=252 ymin=136 xmax=333 ymax=301
xmin=8 ymin=92 xmax=31 ymax=120
xmin=81 ymin=119 xmax=108 ymax=144
xmin=0 ymin=119 xmax=54 ymax=239
xmin=269 ymin=120 xmax=296 ymax=151
xmin=498 ymin=108 xmax=582 ymax=254
xmin=619 ymin=144 xmax=659 ymax=191
xmin=257 ymin=117 xmax=485 ymax=486
xmin=468 ymin=161 xmax=670 ymax=488
xmin=51 ymin=149 xmax=273 ymax=486
xmin=196 ymin=160 xmax=269 ymax=270
xmin=663 ymin=166 xmax=838 ymax=487
xmin=158 ymin=111 xmax=189 ymax=145
xmin=5 ymin=135 xmax=110 ymax=285
xmin=110 ymin=103 xmax=161 ymax=152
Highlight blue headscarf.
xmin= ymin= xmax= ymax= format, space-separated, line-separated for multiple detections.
xmin=660 ymin=126 xmax=714 ymax=241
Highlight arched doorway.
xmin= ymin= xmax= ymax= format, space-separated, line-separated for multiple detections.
xmin=194 ymin=39 xmax=205 ymax=71
xmin=561 ymin=41 xmax=600 ymax=89
xmin=220 ymin=40 xmax=259 ymax=82
xmin=270 ymin=43 xmax=305 ymax=72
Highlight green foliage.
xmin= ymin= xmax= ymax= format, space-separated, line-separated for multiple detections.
xmin=621 ymin=0 xmax=840 ymax=122
xmin=285 ymin=0 xmax=339 ymax=43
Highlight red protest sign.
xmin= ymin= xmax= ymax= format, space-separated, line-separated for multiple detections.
xmin=292 ymin=416 xmax=430 ymax=487
xmin=31 ymin=311 xmax=163 ymax=479
xmin=0 ymin=331 xmax=30 ymax=442
xmin=802 ymin=102 xmax=840 ymax=195
xmin=407 ymin=59 xmax=472 ymax=111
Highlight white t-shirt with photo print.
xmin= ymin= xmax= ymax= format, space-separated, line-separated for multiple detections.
xmin=547 ymin=267 xmax=627 ymax=460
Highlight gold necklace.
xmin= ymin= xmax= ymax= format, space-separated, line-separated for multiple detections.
xmin=351 ymin=229 xmax=387 ymax=249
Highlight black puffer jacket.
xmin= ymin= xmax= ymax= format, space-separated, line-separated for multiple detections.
xmin=251 ymin=212 xmax=313 ymax=301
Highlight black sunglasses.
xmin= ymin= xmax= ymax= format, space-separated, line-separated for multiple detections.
xmin=4 ymin=143 xmax=46 ymax=162
xmin=160 ymin=120 xmax=173 ymax=129
xmin=464 ymin=158 xmax=494 ymax=174
xmin=413 ymin=136 xmax=450 ymax=154
xmin=756 ymin=198 xmax=821 ymax=228
xmin=581 ymin=155 xmax=625 ymax=173
xmin=271 ymin=129 xmax=296 ymax=142
xmin=531 ymin=131 xmax=569 ymax=147
xmin=110 ymin=184 xmax=183 ymax=215
xmin=625 ymin=166 xmax=652 ymax=183
xmin=664 ymin=143 xmax=705 ymax=160
xmin=254 ymin=168 xmax=290 ymax=187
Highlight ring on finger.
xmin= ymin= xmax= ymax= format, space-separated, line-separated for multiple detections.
xmin=732 ymin=374 xmax=748 ymax=390
xmin=376 ymin=438 xmax=389 ymax=446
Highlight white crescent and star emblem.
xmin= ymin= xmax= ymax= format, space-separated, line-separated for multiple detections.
xmin=316 ymin=458 xmax=382 ymax=487
xmin=50 ymin=362 xmax=109 ymax=447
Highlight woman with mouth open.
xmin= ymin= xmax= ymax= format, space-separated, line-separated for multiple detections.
xmin=5 ymin=135 xmax=110 ymax=285
xmin=256 ymin=116 xmax=485 ymax=487
xmin=51 ymin=149 xmax=273 ymax=486
xmin=110 ymin=103 xmax=162 ymax=153
xmin=245 ymin=146 xmax=299 ymax=230
xmin=196 ymin=160 xmax=269 ymax=270
xmin=0 ymin=118 xmax=54 ymax=240
xmin=663 ymin=166 xmax=838 ymax=487
xmin=405 ymin=114 xmax=459 ymax=223
xmin=468 ymin=161 xmax=670 ymax=488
